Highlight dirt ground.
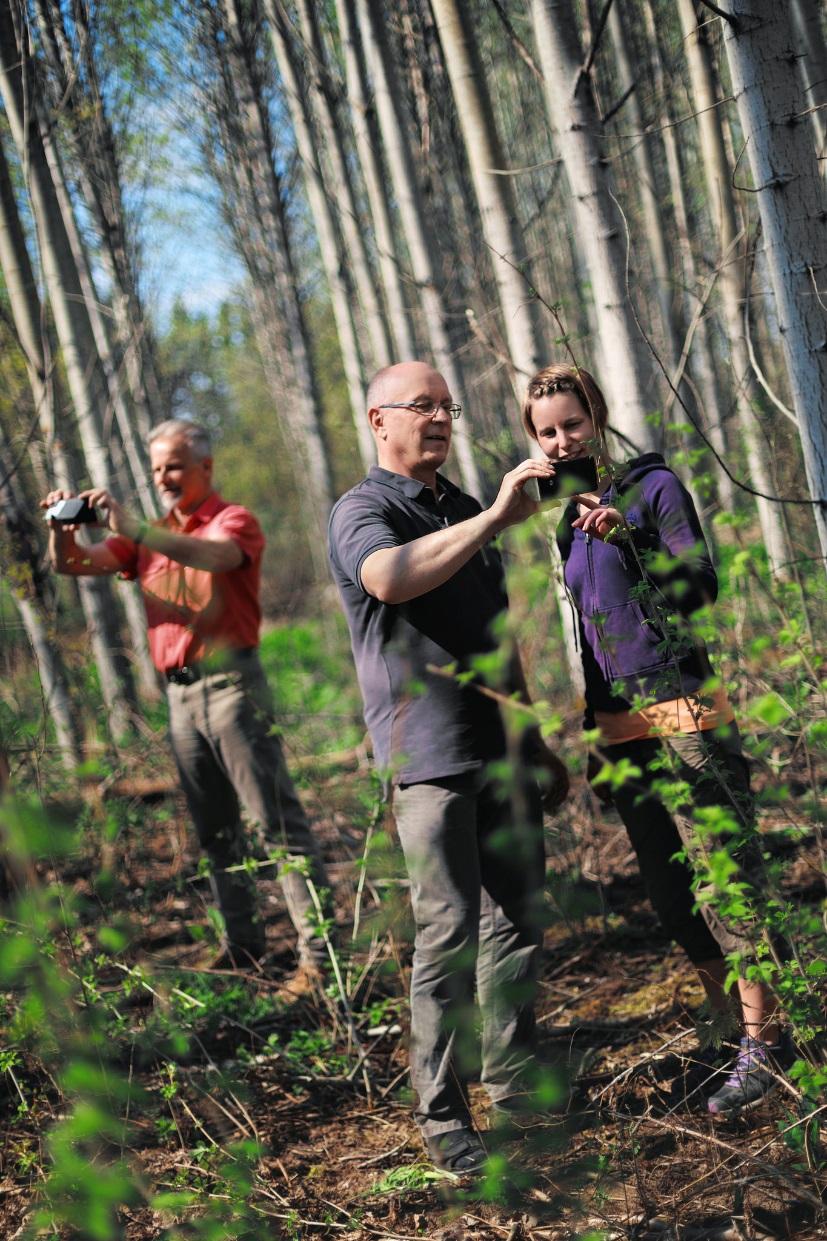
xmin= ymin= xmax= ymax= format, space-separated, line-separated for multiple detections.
xmin=1 ymin=757 xmax=824 ymax=1241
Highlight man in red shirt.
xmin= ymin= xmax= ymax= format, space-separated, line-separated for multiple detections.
xmin=43 ymin=420 xmax=329 ymax=992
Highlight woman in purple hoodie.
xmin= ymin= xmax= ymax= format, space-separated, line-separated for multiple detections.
xmin=523 ymin=362 xmax=789 ymax=1117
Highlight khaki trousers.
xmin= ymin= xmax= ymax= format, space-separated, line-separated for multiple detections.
xmin=167 ymin=657 xmax=329 ymax=962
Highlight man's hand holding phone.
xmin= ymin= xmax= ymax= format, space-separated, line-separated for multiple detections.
xmin=42 ymin=491 xmax=101 ymax=528
xmin=532 ymin=455 xmax=600 ymax=503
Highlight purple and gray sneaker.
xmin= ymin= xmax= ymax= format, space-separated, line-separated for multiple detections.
xmin=707 ymin=1033 xmax=792 ymax=1117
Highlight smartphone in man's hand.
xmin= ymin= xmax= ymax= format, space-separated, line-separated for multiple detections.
xmin=44 ymin=497 xmax=100 ymax=525
xmin=532 ymin=456 xmax=599 ymax=502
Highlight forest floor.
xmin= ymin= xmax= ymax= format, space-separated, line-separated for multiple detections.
xmin=1 ymin=747 xmax=825 ymax=1241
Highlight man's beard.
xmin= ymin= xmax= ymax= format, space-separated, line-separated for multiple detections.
xmin=158 ymin=489 xmax=181 ymax=514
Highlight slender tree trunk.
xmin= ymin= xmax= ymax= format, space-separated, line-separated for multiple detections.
xmin=293 ymin=0 xmax=393 ymax=373
xmin=0 ymin=18 xmax=138 ymax=738
xmin=722 ymin=0 xmax=827 ymax=569
xmin=262 ymin=0 xmax=374 ymax=470
xmin=0 ymin=428 xmax=81 ymax=769
xmin=34 ymin=0 xmax=163 ymax=441
xmin=677 ymin=0 xmax=794 ymax=575
xmin=606 ymin=4 xmax=682 ymax=383
xmin=203 ymin=0 xmax=336 ymax=568
xmin=335 ymin=0 xmax=416 ymax=360
xmin=641 ymin=0 xmax=735 ymax=511
xmin=529 ymin=0 xmax=657 ymax=455
xmin=429 ymin=0 xmax=543 ymax=405
xmin=0 ymin=138 xmax=126 ymax=695
xmin=38 ymin=115 xmax=158 ymax=521
xmin=15 ymin=25 xmax=157 ymax=699
xmin=791 ymin=0 xmax=827 ymax=160
xmin=356 ymin=0 xmax=482 ymax=498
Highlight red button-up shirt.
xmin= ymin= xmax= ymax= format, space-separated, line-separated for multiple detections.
xmin=106 ymin=492 xmax=265 ymax=672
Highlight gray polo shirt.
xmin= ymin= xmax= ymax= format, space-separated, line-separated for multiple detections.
xmin=328 ymin=466 xmax=512 ymax=786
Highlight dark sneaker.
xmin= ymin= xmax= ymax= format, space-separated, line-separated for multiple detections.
xmin=667 ymin=1042 xmax=736 ymax=1110
xmin=707 ymin=1033 xmax=792 ymax=1117
xmin=426 ymin=1127 xmax=488 ymax=1175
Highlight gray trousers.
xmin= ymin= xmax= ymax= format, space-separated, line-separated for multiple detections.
xmin=167 ymin=657 xmax=328 ymax=963
xmin=393 ymin=768 xmax=545 ymax=1137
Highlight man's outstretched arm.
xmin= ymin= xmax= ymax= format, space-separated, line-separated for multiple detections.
xmin=360 ymin=459 xmax=552 ymax=604
xmin=42 ymin=488 xmax=244 ymax=576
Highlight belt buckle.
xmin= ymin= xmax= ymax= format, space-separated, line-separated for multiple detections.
xmin=168 ymin=665 xmax=197 ymax=685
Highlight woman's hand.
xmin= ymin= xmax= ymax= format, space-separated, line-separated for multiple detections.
xmin=572 ymin=493 xmax=624 ymax=540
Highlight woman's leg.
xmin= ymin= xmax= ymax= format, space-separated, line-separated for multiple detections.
xmin=665 ymin=727 xmax=781 ymax=1045
xmin=600 ymin=740 xmax=731 ymax=974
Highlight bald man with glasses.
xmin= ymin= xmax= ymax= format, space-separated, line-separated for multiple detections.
xmin=328 ymin=361 xmax=568 ymax=1174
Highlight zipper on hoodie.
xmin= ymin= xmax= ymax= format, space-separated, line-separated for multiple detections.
xmin=584 ymin=531 xmax=596 ymax=605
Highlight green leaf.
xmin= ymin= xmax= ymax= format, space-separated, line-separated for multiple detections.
xmin=748 ymin=692 xmax=794 ymax=728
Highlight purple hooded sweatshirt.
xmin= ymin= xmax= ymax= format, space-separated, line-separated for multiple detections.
xmin=557 ymin=454 xmax=718 ymax=723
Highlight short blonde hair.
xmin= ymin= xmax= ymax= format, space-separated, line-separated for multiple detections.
xmin=522 ymin=364 xmax=609 ymax=440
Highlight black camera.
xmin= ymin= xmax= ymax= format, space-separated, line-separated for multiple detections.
xmin=44 ymin=497 xmax=101 ymax=525
xmin=536 ymin=456 xmax=599 ymax=502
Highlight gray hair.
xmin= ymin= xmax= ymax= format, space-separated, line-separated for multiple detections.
xmin=148 ymin=419 xmax=212 ymax=460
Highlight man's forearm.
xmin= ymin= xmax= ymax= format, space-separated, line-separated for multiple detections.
xmin=361 ymin=508 xmax=501 ymax=604
xmin=140 ymin=524 xmax=242 ymax=572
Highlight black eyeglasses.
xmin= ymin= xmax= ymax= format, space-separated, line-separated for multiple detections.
xmin=378 ymin=400 xmax=462 ymax=421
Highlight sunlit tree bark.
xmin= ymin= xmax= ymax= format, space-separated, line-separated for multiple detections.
xmin=199 ymin=0 xmax=335 ymax=579
xmin=722 ymin=0 xmax=827 ymax=570
xmin=791 ymin=0 xmax=827 ymax=161
xmin=0 ymin=423 xmax=80 ymax=769
xmin=641 ymin=0 xmax=734 ymax=511
xmin=429 ymin=0 xmax=544 ymax=406
xmin=32 ymin=0 xmax=163 ymax=443
xmin=529 ymin=0 xmax=657 ymax=455
xmin=0 ymin=10 xmax=144 ymax=734
xmin=356 ymin=0 xmax=482 ymax=499
xmin=334 ymin=0 xmax=416 ymax=361
xmin=262 ymin=0 xmax=374 ymax=469
xmin=293 ymin=0 xmax=393 ymax=373
xmin=677 ymin=0 xmax=794 ymax=575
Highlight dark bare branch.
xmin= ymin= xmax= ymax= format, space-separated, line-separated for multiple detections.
xmin=490 ymin=0 xmax=543 ymax=81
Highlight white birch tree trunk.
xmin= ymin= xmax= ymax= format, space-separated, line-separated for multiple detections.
xmin=791 ymin=0 xmax=827 ymax=161
xmin=641 ymin=0 xmax=735 ymax=512
xmin=606 ymin=4 xmax=682 ymax=383
xmin=335 ymin=0 xmax=416 ymax=361
xmin=0 ymin=22 xmax=139 ymax=738
xmin=34 ymin=0 xmax=163 ymax=441
xmin=356 ymin=0 xmax=483 ymax=499
xmin=0 ymin=428 xmax=81 ymax=769
xmin=6 ymin=19 xmax=157 ymax=701
xmin=293 ymin=0 xmax=393 ymax=373
xmin=202 ymin=0 xmax=335 ymax=578
xmin=677 ymin=0 xmax=794 ymax=576
xmin=261 ymin=0 xmax=374 ymax=470
xmin=529 ymin=0 xmax=657 ymax=455
xmin=429 ymin=0 xmax=543 ymax=402
xmin=38 ymin=117 xmax=158 ymax=522
xmin=722 ymin=0 xmax=827 ymax=569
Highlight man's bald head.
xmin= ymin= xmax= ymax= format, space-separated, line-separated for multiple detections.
xmin=365 ymin=361 xmax=448 ymax=415
xmin=365 ymin=361 xmax=454 ymax=484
